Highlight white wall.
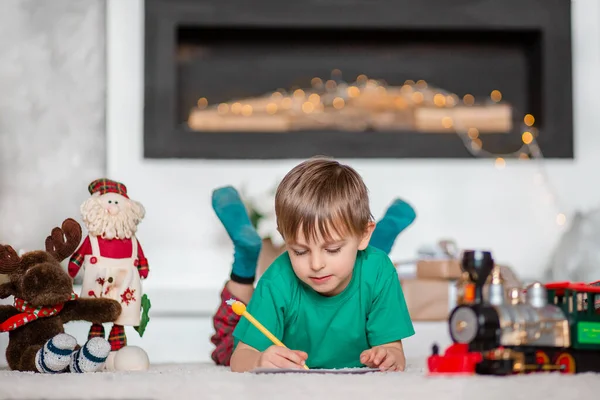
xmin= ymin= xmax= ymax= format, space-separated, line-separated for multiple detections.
xmin=108 ymin=0 xmax=600 ymax=293
xmin=0 ymin=0 xmax=106 ymax=368
xmin=0 ymin=0 xmax=105 ymax=253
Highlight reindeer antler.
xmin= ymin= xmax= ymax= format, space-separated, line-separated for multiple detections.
xmin=0 ymin=245 xmax=22 ymax=274
xmin=45 ymin=218 xmax=82 ymax=262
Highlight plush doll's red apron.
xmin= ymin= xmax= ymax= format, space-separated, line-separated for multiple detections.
xmin=68 ymin=179 xmax=149 ymax=365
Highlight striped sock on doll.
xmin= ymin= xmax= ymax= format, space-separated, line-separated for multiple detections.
xmin=35 ymin=333 xmax=78 ymax=373
xmin=69 ymin=337 xmax=111 ymax=373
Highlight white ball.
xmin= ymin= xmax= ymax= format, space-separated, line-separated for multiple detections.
xmin=113 ymin=346 xmax=150 ymax=371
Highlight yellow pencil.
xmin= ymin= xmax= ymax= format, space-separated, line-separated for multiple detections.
xmin=226 ymin=298 xmax=310 ymax=370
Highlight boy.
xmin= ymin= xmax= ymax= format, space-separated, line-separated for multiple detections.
xmin=210 ymin=157 xmax=416 ymax=372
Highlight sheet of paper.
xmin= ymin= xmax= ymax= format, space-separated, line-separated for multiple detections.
xmin=251 ymin=367 xmax=381 ymax=374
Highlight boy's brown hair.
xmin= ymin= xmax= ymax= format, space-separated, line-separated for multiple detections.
xmin=275 ymin=157 xmax=373 ymax=243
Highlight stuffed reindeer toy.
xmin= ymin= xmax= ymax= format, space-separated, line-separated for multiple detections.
xmin=0 ymin=218 xmax=122 ymax=373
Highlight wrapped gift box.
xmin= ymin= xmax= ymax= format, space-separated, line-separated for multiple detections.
xmin=414 ymin=259 xmax=522 ymax=287
xmin=399 ymin=263 xmax=522 ymax=321
xmin=415 ymin=259 xmax=462 ymax=280
xmin=399 ymin=279 xmax=457 ymax=321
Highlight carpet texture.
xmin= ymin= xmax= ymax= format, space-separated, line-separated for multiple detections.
xmin=1 ymin=359 xmax=599 ymax=400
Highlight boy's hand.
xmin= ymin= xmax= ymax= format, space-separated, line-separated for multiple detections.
xmin=360 ymin=344 xmax=406 ymax=372
xmin=257 ymin=346 xmax=308 ymax=369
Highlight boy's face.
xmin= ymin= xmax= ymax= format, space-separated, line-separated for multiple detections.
xmin=286 ymin=222 xmax=375 ymax=296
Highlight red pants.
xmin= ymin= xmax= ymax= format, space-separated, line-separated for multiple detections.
xmin=210 ymin=286 xmax=242 ymax=366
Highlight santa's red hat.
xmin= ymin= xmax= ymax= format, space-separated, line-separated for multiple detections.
xmin=88 ymin=179 xmax=129 ymax=199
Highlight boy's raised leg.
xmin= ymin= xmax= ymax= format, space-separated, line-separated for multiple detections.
xmin=212 ymin=186 xmax=262 ymax=284
xmin=370 ymin=198 xmax=416 ymax=255
xmin=210 ymin=186 xmax=262 ymax=366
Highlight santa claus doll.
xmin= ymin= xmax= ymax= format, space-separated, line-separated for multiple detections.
xmin=68 ymin=179 xmax=149 ymax=363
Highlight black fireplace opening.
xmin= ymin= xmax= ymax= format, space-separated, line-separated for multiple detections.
xmin=144 ymin=0 xmax=572 ymax=160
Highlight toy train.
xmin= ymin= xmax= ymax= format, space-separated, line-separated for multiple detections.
xmin=427 ymin=250 xmax=600 ymax=375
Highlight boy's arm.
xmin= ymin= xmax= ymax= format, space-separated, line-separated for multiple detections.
xmin=231 ymin=341 xmax=308 ymax=372
xmin=232 ymin=280 xmax=286 ymax=352
xmin=230 ymin=341 xmax=261 ymax=372
xmin=366 ymin=257 xmax=415 ymax=348
xmin=362 ymin=257 xmax=414 ymax=371
xmin=230 ymin=279 xmax=290 ymax=371
xmin=361 ymin=340 xmax=407 ymax=371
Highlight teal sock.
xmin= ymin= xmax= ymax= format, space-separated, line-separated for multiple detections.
xmin=212 ymin=186 xmax=262 ymax=283
xmin=370 ymin=199 xmax=416 ymax=255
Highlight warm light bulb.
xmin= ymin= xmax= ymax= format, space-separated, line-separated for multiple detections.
xmin=524 ymin=114 xmax=535 ymax=126
xmin=281 ymin=98 xmax=292 ymax=109
xmin=197 ymin=97 xmax=208 ymax=109
xmin=293 ymin=89 xmax=305 ymax=98
xmin=266 ymin=103 xmax=278 ymax=115
xmin=467 ymin=128 xmax=479 ymax=139
xmin=308 ymin=93 xmax=321 ymax=104
xmin=347 ymin=86 xmax=360 ymax=98
xmin=302 ymin=102 xmax=315 ymax=113
xmin=332 ymin=97 xmax=345 ymax=109
xmin=412 ymin=92 xmax=424 ymax=103
xmin=441 ymin=117 xmax=453 ymax=129
xmin=230 ymin=102 xmax=242 ymax=114
xmin=217 ymin=103 xmax=229 ymax=115
xmin=522 ymin=131 xmax=533 ymax=144
xmin=433 ymin=94 xmax=446 ymax=107
xmin=241 ymin=105 xmax=253 ymax=116
xmin=490 ymin=90 xmax=502 ymax=102
xmin=446 ymin=95 xmax=457 ymax=107
xmin=495 ymin=158 xmax=506 ymax=169
xmin=556 ymin=213 xmax=566 ymax=226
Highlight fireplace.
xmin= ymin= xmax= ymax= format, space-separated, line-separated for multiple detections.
xmin=144 ymin=0 xmax=573 ymax=159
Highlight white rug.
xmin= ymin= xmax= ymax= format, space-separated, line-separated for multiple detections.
xmin=1 ymin=359 xmax=599 ymax=400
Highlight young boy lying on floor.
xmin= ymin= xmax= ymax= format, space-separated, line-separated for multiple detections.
xmin=210 ymin=157 xmax=416 ymax=372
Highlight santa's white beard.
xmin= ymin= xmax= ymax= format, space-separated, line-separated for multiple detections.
xmin=83 ymin=202 xmax=139 ymax=240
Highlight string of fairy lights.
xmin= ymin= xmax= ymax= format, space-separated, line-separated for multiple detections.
xmin=423 ymin=83 xmax=568 ymax=228
xmin=191 ymin=70 xmax=568 ymax=228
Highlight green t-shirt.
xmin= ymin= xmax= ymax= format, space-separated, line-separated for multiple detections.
xmin=232 ymin=245 xmax=415 ymax=369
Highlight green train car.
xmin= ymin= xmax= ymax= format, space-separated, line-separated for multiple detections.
xmin=538 ymin=281 xmax=600 ymax=372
